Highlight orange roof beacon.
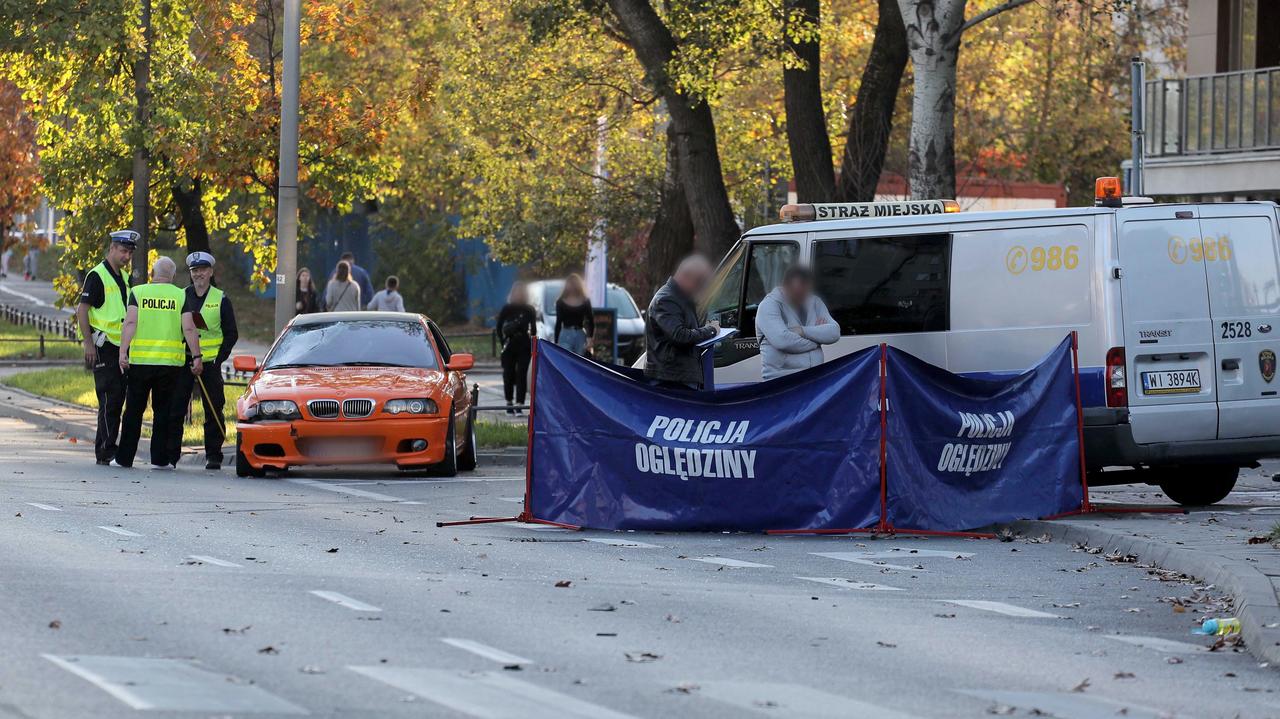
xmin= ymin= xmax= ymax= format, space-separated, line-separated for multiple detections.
xmin=231 ymin=312 xmax=477 ymax=477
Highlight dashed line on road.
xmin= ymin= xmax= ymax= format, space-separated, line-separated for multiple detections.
xmin=287 ymin=478 xmax=410 ymax=503
xmin=349 ymin=666 xmax=638 ymax=719
xmin=856 ymin=548 xmax=974 ymax=560
xmin=440 ymin=638 xmax=535 ymax=666
xmin=698 ymin=681 xmax=925 ymax=719
xmin=1102 ymin=634 xmax=1210 ymax=654
xmin=97 ymin=526 xmax=142 ymax=537
xmin=309 ymin=590 xmax=382 ymax=612
xmin=25 ymin=502 xmax=60 ymax=511
xmin=187 ymin=555 xmax=243 ymax=568
xmin=582 ymin=537 xmax=660 ymax=548
xmin=43 ymin=654 xmax=306 ymax=714
xmin=796 ymin=577 xmax=904 ymax=591
xmin=943 ymin=600 xmax=1060 ymax=619
xmin=688 ymin=557 xmax=773 ymax=568
xmin=811 ymin=552 xmax=926 ymax=571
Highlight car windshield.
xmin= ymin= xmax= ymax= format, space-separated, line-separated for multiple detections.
xmin=541 ymin=282 xmax=639 ymax=320
xmin=264 ymin=320 xmax=439 ymax=370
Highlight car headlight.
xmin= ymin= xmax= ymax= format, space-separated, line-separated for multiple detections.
xmin=245 ymin=400 xmax=300 ymax=422
xmin=384 ymin=398 xmax=438 ymax=415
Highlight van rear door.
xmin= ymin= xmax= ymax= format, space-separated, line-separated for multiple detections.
xmin=1199 ymin=205 xmax=1280 ymax=439
xmin=1117 ymin=206 xmax=1217 ymax=444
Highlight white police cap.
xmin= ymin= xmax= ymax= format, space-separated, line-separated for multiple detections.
xmin=186 ymin=251 xmax=215 ymax=269
xmin=109 ymin=230 xmax=139 ymax=247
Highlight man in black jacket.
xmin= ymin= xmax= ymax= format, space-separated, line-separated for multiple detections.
xmin=644 ymin=255 xmax=719 ymax=389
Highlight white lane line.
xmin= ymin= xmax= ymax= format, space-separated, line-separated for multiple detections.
xmin=349 ymin=666 xmax=638 ymax=719
xmin=440 ymin=638 xmax=535 ymax=666
xmin=957 ymin=690 xmax=1172 ymax=719
xmin=287 ymin=478 xmax=406 ymax=502
xmin=187 ymin=555 xmax=243 ymax=568
xmin=1103 ymin=635 xmax=1210 ymax=654
xmin=25 ymin=502 xmax=61 ymax=511
xmin=97 ymin=526 xmax=142 ymax=537
xmin=332 ymin=478 xmax=523 ymax=485
xmin=796 ymin=577 xmax=904 ymax=591
xmin=499 ymin=497 xmax=524 ymax=503
xmin=811 ymin=552 xmax=925 ymax=571
xmin=855 ymin=548 xmax=974 ymax=559
xmin=309 ymin=590 xmax=382 ymax=612
xmin=943 ymin=600 xmax=1060 ymax=619
xmin=0 ymin=284 xmax=71 ymax=311
xmin=699 ymin=681 xmax=925 ymax=719
xmin=688 ymin=557 xmax=773 ymax=568
xmin=583 ymin=537 xmax=660 ymax=548
xmin=525 ymin=525 xmax=571 ymax=532
xmin=43 ymin=655 xmax=306 ymax=713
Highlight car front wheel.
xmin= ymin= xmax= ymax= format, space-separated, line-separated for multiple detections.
xmin=432 ymin=413 xmax=459 ymax=477
xmin=457 ymin=412 xmax=477 ymax=472
xmin=235 ymin=433 xmax=265 ymax=478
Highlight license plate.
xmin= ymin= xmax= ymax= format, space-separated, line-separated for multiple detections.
xmin=1141 ymin=369 xmax=1201 ymax=395
xmin=303 ymin=438 xmax=379 ymax=458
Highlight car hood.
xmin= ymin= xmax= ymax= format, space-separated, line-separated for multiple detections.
xmin=250 ymin=367 xmax=447 ymax=399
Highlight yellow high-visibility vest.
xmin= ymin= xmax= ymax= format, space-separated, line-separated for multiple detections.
xmin=195 ymin=286 xmax=224 ymax=361
xmin=129 ymin=283 xmax=186 ymax=366
xmin=86 ymin=262 xmax=130 ymax=346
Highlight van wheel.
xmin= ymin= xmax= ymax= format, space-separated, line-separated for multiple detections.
xmin=457 ymin=412 xmax=477 ymax=472
xmin=1157 ymin=465 xmax=1238 ymax=506
xmin=432 ymin=414 xmax=459 ymax=478
xmin=235 ymin=433 xmax=265 ymax=478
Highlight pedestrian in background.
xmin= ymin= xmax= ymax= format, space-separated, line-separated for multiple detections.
xmin=756 ymin=266 xmax=838 ymax=381
xmin=325 ymin=261 xmax=361 ymax=312
xmin=295 ymin=267 xmax=320 ymax=315
xmin=76 ymin=230 xmax=136 ymax=465
xmin=167 ymin=252 xmax=238 ymax=470
xmin=337 ymin=251 xmax=374 ymax=306
xmin=495 ymin=281 xmax=536 ymax=414
xmin=367 ymin=276 xmax=405 ymax=312
xmin=115 ymin=257 xmax=202 ymax=469
xmin=644 ymin=255 xmax=719 ymax=390
xmin=22 ymin=248 xmax=36 ymax=280
xmin=0 ymin=245 xmax=11 ymax=278
xmin=554 ymin=273 xmax=593 ymax=356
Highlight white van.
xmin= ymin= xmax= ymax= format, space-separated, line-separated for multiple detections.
xmin=694 ymin=194 xmax=1280 ymax=506
xmin=526 ymin=280 xmax=647 ymax=364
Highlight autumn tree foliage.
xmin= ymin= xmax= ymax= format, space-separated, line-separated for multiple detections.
xmin=0 ymin=80 xmax=40 ymax=253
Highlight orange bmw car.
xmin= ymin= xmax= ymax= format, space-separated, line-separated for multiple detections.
xmin=232 ymin=312 xmax=476 ymax=477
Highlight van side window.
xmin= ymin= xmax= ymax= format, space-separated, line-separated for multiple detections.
xmin=740 ymin=242 xmax=799 ymax=337
xmin=813 ymin=235 xmax=950 ymax=335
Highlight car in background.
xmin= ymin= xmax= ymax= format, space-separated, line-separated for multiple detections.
xmin=526 ymin=280 xmax=646 ymax=364
xmin=231 ymin=312 xmax=476 ymax=478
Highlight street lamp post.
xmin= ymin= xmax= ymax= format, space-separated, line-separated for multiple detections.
xmin=274 ymin=0 xmax=301 ymax=336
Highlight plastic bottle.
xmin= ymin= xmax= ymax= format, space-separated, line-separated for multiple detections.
xmin=1191 ymin=617 xmax=1241 ymax=636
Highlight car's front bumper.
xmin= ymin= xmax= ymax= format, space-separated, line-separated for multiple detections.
xmin=236 ymin=417 xmax=450 ymax=469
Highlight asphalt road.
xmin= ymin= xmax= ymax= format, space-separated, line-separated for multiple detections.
xmin=0 ymin=415 xmax=1276 ymax=719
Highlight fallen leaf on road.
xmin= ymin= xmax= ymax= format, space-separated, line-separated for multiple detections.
xmin=1113 ymin=672 xmax=1135 ymax=680
xmin=326 ymin=548 xmax=339 ymax=553
xmin=876 ymin=641 xmax=897 ymax=648
xmin=667 ymin=682 xmax=700 ymax=694
xmin=554 ymin=580 xmax=572 ymax=588
xmin=624 ymin=652 xmax=661 ymax=663
xmin=258 ymin=646 xmax=279 ymax=655
xmin=1071 ymin=678 xmax=1090 ymax=693
xmin=48 ymin=620 xmax=61 ymax=629
xmin=1246 ymin=536 xmax=1270 ymax=544
xmin=589 ymin=603 xmax=616 ymax=612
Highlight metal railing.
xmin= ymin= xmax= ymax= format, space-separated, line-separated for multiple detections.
xmin=0 ymin=303 xmax=79 ymax=359
xmin=447 ymin=330 xmax=499 ymax=359
xmin=1146 ymin=66 xmax=1280 ymax=158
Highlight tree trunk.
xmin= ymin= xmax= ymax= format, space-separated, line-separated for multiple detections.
xmin=173 ymin=177 xmax=210 ymax=255
xmin=897 ymin=0 xmax=964 ymax=201
xmin=782 ymin=0 xmax=834 ymax=203
xmin=647 ymin=122 xmax=695 ymax=294
xmin=605 ymin=0 xmax=740 ymax=259
xmin=130 ymin=0 xmax=152 ymax=283
xmin=835 ymin=0 xmax=908 ymax=202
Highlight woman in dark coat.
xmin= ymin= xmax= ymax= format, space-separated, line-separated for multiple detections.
xmin=495 ymin=281 xmax=537 ymax=414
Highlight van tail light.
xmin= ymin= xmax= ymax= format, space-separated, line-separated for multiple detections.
xmin=1106 ymin=346 xmax=1127 ymax=407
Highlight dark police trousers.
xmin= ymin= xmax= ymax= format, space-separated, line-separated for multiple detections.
xmin=116 ymin=364 xmax=181 ymax=467
xmin=168 ymin=361 xmax=225 ymax=464
xmin=92 ymin=342 xmax=126 ymax=463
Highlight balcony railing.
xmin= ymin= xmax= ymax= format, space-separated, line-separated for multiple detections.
xmin=1145 ymin=66 xmax=1280 ymax=157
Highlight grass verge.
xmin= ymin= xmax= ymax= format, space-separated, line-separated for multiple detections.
xmin=0 ymin=319 xmax=80 ymax=360
xmin=475 ymin=420 xmax=527 ymax=448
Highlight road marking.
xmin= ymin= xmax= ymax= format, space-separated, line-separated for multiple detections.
xmin=854 ymin=548 xmax=974 ymax=560
xmin=25 ymin=502 xmax=60 ymax=511
xmin=287 ymin=478 xmax=407 ymax=502
xmin=796 ymin=577 xmax=904 ymax=591
xmin=688 ymin=557 xmax=773 ymax=568
xmin=499 ymin=497 xmax=524 ymax=503
xmin=97 ymin=526 xmax=142 ymax=537
xmin=583 ymin=537 xmax=660 ymax=548
xmin=698 ymin=681 xmax=924 ymax=719
xmin=525 ymin=525 xmax=571 ymax=532
xmin=43 ymin=654 xmax=306 ymax=713
xmin=957 ymin=690 xmax=1173 ymax=719
xmin=943 ymin=600 xmax=1060 ymax=619
xmin=0 ymin=283 xmax=70 ymax=311
xmin=187 ymin=555 xmax=243 ymax=568
xmin=440 ymin=638 xmax=534 ymax=666
xmin=349 ymin=666 xmax=637 ymax=719
xmin=811 ymin=552 xmax=926 ymax=571
xmin=1103 ymin=635 xmax=1209 ymax=654
xmin=309 ymin=590 xmax=382 ymax=612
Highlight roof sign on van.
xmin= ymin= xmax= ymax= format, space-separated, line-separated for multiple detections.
xmin=780 ymin=200 xmax=960 ymax=222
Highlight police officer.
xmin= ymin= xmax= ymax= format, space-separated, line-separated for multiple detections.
xmin=114 ymin=257 xmax=202 ymax=469
xmin=167 ymin=251 xmax=238 ymax=470
xmin=76 ymin=231 xmax=136 ymax=466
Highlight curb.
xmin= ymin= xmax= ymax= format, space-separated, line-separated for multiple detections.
xmin=1011 ymin=518 xmax=1280 ymax=667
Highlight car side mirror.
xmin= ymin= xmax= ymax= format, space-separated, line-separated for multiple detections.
xmin=232 ymin=355 xmax=259 ymax=373
xmin=447 ymin=353 xmax=474 ymax=372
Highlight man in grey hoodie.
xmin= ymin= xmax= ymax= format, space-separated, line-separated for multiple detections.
xmin=756 ymin=266 xmax=839 ymax=380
